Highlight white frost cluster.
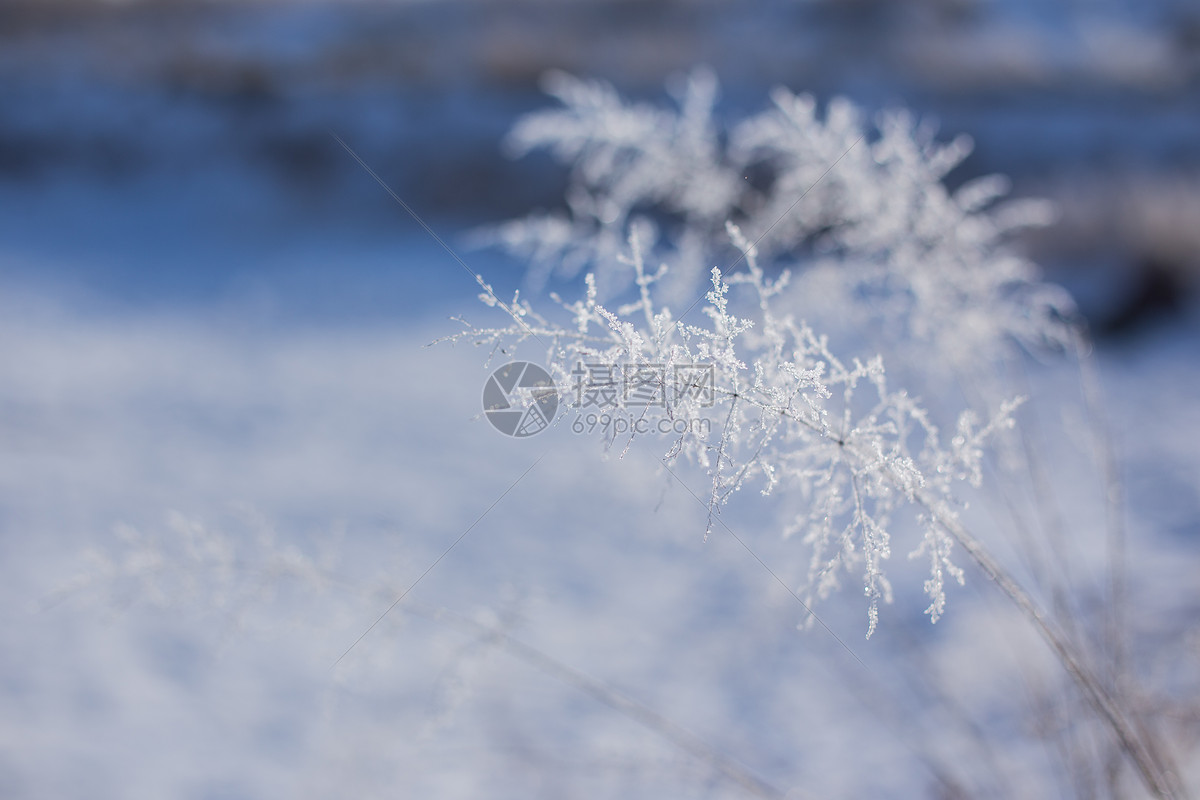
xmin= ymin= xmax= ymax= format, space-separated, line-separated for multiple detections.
xmin=456 ymin=71 xmax=1070 ymax=635
xmin=484 ymin=69 xmax=1074 ymax=375
xmin=453 ymin=224 xmax=1022 ymax=636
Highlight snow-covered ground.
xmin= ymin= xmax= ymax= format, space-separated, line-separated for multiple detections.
xmin=0 ymin=274 xmax=1196 ymax=798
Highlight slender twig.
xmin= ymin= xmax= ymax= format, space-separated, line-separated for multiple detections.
xmin=405 ymin=603 xmax=792 ymax=800
xmin=709 ymin=384 xmax=1187 ymax=799
xmin=915 ymin=491 xmax=1185 ymax=800
xmin=1072 ymin=327 xmax=1129 ymax=688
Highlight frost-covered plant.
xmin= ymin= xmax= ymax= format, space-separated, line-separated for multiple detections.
xmin=484 ymin=69 xmax=1074 ymax=378
xmin=463 ymin=67 xmax=1068 ymax=636
xmin=455 ymin=225 xmax=1019 ymax=639
xmin=454 ymin=71 xmax=1186 ymax=799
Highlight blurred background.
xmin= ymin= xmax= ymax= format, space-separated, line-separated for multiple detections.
xmin=1 ymin=2 xmax=1198 ymax=799
xmin=1 ymin=0 xmax=1198 ymax=327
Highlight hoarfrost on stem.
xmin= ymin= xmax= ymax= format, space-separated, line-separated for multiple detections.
xmin=451 ymin=69 xmax=1066 ymax=635
xmin=448 ymin=222 xmax=1022 ymax=636
xmin=480 ymin=69 xmax=1075 ymax=378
